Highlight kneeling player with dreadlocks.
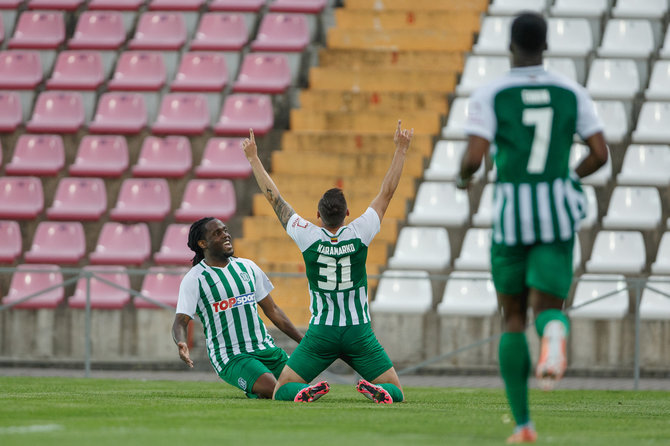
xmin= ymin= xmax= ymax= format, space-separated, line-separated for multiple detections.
xmin=172 ymin=217 xmax=304 ymax=399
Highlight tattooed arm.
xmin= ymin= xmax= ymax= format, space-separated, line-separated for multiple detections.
xmin=242 ymin=129 xmax=296 ymax=229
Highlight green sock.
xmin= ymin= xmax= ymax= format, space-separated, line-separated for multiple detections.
xmin=499 ymin=332 xmax=531 ymax=426
xmin=274 ymin=383 xmax=308 ymax=401
xmin=535 ymin=309 xmax=570 ymax=337
xmin=378 ymin=383 xmax=404 ymax=402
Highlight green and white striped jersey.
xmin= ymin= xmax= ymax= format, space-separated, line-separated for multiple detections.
xmin=286 ymin=208 xmax=380 ymax=326
xmin=176 ymin=257 xmax=276 ymax=372
xmin=464 ymin=65 xmax=603 ymax=246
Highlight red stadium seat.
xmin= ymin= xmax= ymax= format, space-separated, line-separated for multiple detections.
xmin=89 ymin=92 xmax=147 ymax=134
xmin=152 ymin=93 xmax=210 ymax=135
xmin=108 ymin=51 xmax=166 ymax=91
xmin=153 ymin=224 xmax=191 ymax=265
xmin=0 ymin=220 xmax=22 ymax=264
xmin=24 ymin=221 xmax=86 ymax=264
xmin=171 ymin=52 xmax=228 ymax=92
xmin=0 ymin=91 xmax=23 ymax=132
xmin=234 ymin=53 xmax=291 ymax=94
xmin=209 ymin=0 xmax=265 ymax=12
xmin=88 ymin=0 xmax=144 ymax=10
xmin=132 ymin=135 xmax=192 ymax=178
xmin=128 ymin=12 xmax=187 ymax=50
xmin=0 ymin=1 xmax=22 ymax=8
xmin=46 ymin=51 xmax=105 ymax=90
xmin=68 ymin=11 xmax=126 ymax=50
xmin=69 ymin=135 xmax=129 ymax=177
xmin=136 ymin=267 xmax=187 ymax=308
xmin=110 ymin=178 xmax=171 ymax=222
xmin=175 ymin=179 xmax=237 ymax=222
xmin=149 ymin=0 xmax=205 ymax=10
xmin=28 ymin=0 xmax=84 ymax=10
xmin=0 ymin=176 xmax=43 ymax=219
xmin=214 ymin=94 xmax=273 ymax=136
xmin=69 ymin=266 xmax=131 ymax=309
xmin=0 ymin=50 xmax=42 ymax=89
xmin=195 ymin=137 xmax=251 ymax=178
xmin=9 ymin=11 xmax=65 ymax=49
xmin=5 ymin=134 xmax=65 ymax=176
xmin=26 ymin=91 xmax=85 ymax=133
xmin=46 ymin=177 xmax=107 ymax=221
xmin=251 ymin=13 xmax=309 ymax=52
xmin=190 ymin=13 xmax=248 ymax=51
xmin=3 ymin=264 xmax=64 ymax=309
xmin=269 ymin=0 xmax=326 ymax=13
xmin=89 ymin=222 xmax=151 ymax=265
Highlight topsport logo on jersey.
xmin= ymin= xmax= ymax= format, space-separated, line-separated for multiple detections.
xmin=212 ymin=292 xmax=255 ymax=313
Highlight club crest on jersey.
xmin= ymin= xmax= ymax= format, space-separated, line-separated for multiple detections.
xmin=330 ymin=236 xmax=338 ymax=243
xmin=238 ymin=377 xmax=247 ymax=390
xmin=240 ymin=272 xmax=250 ymax=282
xmin=212 ymin=292 xmax=255 ymax=313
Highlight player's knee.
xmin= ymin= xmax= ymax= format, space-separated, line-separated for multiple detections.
xmin=251 ymin=373 xmax=277 ymax=399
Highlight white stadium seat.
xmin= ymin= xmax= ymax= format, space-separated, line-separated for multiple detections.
xmin=631 ymin=102 xmax=670 ymax=144
xmin=488 ymin=0 xmax=547 ymax=15
xmin=407 ymin=182 xmax=469 ymax=226
xmin=388 ymin=227 xmax=451 ymax=271
xmin=640 ymin=276 xmax=670 ymax=320
xmin=616 ymin=144 xmax=670 ymax=186
xmin=598 ymin=19 xmax=656 ymax=59
xmin=472 ymin=16 xmax=512 ymax=56
xmin=455 ymin=56 xmax=509 ymax=97
xmin=612 ymin=0 xmax=668 ymax=20
xmin=593 ymin=100 xmax=629 ymax=144
xmin=544 ymin=57 xmax=578 ymax=82
xmin=601 ymin=186 xmax=662 ymax=230
xmin=580 ymin=185 xmax=598 ymax=230
xmin=424 ymin=140 xmax=484 ymax=182
xmin=645 ymin=61 xmax=670 ymax=100
xmin=570 ymin=274 xmax=629 ymax=319
xmin=371 ymin=270 xmax=433 ymax=314
xmin=660 ymin=24 xmax=670 ymax=58
xmin=586 ymin=230 xmax=646 ymax=274
xmin=546 ymin=18 xmax=593 ymax=58
xmin=551 ymin=0 xmax=607 ymax=18
xmin=437 ymin=272 xmax=498 ymax=316
xmin=454 ymin=228 xmax=491 ymax=271
xmin=573 ymin=236 xmax=582 ymax=271
xmin=472 ymin=183 xmax=495 ymax=227
xmin=441 ymin=97 xmax=468 ymax=139
xmin=651 ymin=233 xmax=670 ymax=274
xmin=586 ymin=59 xmax=640 ymax=101
xmin=570 ymin=143 xmax=612 ymax=186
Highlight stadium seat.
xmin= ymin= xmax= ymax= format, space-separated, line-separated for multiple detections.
xmin=269 ymin=0 xmax=326 ymax=14
xmin=251 ymin=13 xmax=310 ymax=52
xmin=388 ymin=227 xmax=451 ymax=270
xmin=195 ymin=137 xmax=251 ymax=178
xmin=546 ymin=18 xmax=593 ymax=58
xmin=0 ymin=91 xmax=22 ymax=132
xmin=593 ymin=100 xmax=628 ymax=144
xmin=128 ymin=12 xmax=187 ymax=50
xmin=585 ymin=230 xmax=646 ymax=274
xmin=570 ymin=274 xmax=629 ymax=319
xmin=581 ymin=185 xmax=598 ymax=230
xmin=132 ymin=135 xmax=192 ymax=178
xmin=28 ymin=0 xmax=83 ymax=9
xmin=214 ymin=94 xmax=274 ymax=136
xmin=472 ymin=16 xmax=512 ymax=55
xmin=68 ymin=11 xmax=125 ymax=50
xmin=46 ymin=51 xmax=105 ymax=90
xmin=437 ymin=272 xmax=497 ymax=316
xmin=645 ymin=61 xmax=670 ymax=100
xmin=425 ymin=140 xmax=483 ymax=182
xmin=544 ymin=57 xmax=578 ymax=82
xmin=89 ymin=222 xmax=151 ymax=265
xmin=455 ymin=56 xmax=509 ymax=96
xmin=9 ymin=11 xmax=65 ymax=49
xmin=661 ymin=24 xmax=670 ymax=58
xmin=69 ymin=266 xmax=131 ymax=309
xmin=26 ymin=91 xmax=85 ymax=133
xmin=175 ymin=179 xmax=237 ymax=222
xmin=0 ymin=176 xmax=43 ymax=219
xmin=189 ymin=13 xmax=249 ymax=51
xmin=612 ymin=0 xmax=668 ymax=20
xmin=171 ymin=52 xmax=228 ymax=92
xmin=3 ymin=264 xmax=64 ymax=309
xmin=407 ymin=182 xmax=469 ymax=226
xmin=152 ymin=93 xmax=210 ymax=134
xmin=550 ymin=0 xmax=607 ymax=18
xmin=570 ymin=143 xmax=612 ymax=186
xmin=24 ymin=221 xmax=86 ymax=264
xmin=598 ymin=19 xmax=655 ymax=59
xmin=441 ymin=97 xmax=468 ymax=139
xmin=454 ymin=228 xmax=491 ymax=271
xmin=617 ymin=144 xmax=670 ymax=186
xmin=640 ymin=276 xmax=670 ymax=319
xmin=371 ymin=270 xmax=432 ymax=313
xmin=209 ymin=0 xmax=265 ymax=11
xmin=5 ymin=134 xmax=64 ymax=176
xmin=69 ymin=135 xmax=129 ymax=177
xmin=631 ymin=102 xmax=670 ymax=143
xmin=110 ymin=178 xmax=171 ymax=222
xmin=233 ymin=53 xmax=291 ymax=94
xmin=153 ymin=224 xmax=191 ymax=265
xmin=108 ymin=51 xmax=166 ymax=91
xmin=651 ymin=233 xmax=670 ymax=274
xmin=149 ymin=0 xmax=205 ymax=10
xmin=88 ymin=0 xmax=144 ymax=10
xmin=0 ymin=220 xmax=21 ymax=263
xmin=602 ymin=186 xmax=662 ymax=230
xmin=0 ymin=50 xmax=42 ymax=89
xmin=89 ymin=92 xmax=147 ymax=134
xmin=586 ymin=59 xmax=640 ymax=101
xmin=488 ymin=0 xmax=547 ymax=15
xmin=46 ymin=177 xmax=106 ymax=221
xmin=136 ymin=267 xmax=187 ymax=308
xmin=472 ymin=183 xmax=495 ymax=227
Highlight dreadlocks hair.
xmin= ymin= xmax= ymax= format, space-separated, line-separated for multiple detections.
xmin=510 ymin=11 xmax=547 ymax=55
xmin=188 ymin=217 xmax=215 ymax=267
xmin=318 ymin=188 xmax=347 ymax=228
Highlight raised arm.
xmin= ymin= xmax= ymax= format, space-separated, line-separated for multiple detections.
xmin=172 ymin=313 xmax=194 ymax=368
xmin=370 ymin=120 xmax=414 ymax=222
xmin=242 ymin=129 xmax=295 ymax=229
xmin=257 ymin=294 xmax=303 ymax=344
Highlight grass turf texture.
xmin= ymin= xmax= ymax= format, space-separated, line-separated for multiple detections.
xmin=1 ymin=377 xmax=669 ymax=446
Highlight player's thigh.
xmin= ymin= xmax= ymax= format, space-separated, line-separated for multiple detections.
xmin=219 ymin=353 xmax=275 ymax=397
xmin=285 ymin=325 xmax=339 ymax=383
xmin=491 ymin=243 xmax=529 ymax=296
xmin=342 ymin=323 xmax=394 ymax=382
xmin=526 ymin=239 xmax=574 ymax=300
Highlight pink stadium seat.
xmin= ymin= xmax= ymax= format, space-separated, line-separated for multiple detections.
xmin=195 ymin=137 xmax=252 ymax=178
xmin=149 ymin=0 xmax=205 ymax=10
xmin=26 ymin=91 xmax=85 ymax=133
xmin=5 ymin=134 xmax=65 ymax=176
xmin=69 ymin=266 xmax=131 ymax=309
xmin=209 ymin=0 xmax=265 ymax=12
xmin=214 ymin=94 xmax=273 ymax=136
xmin=46 ymin=51 xmax=104 ymax=90
xmin=136 ymin=267 xmax=187 ymax=308
xmin=175 ymin=179 xmax=237 ymax=222
xmin=251 ymin=13 xmax=309 ymax=52
xmin=0 ymin=1 xmax=22 ymax=8
xmin=152 ymin=93 xmax=210 ymax=134
xmin=0 ymin=220 xmax=21 ymax=264
xmin=24 ymin=221 xmax=86 ymax=264
xmin=29 ymin=0 xmax=84 ymax=10
xmin=89 ymin=92 xmax=147 ymax=134
xmin=171 ymin=52 xmax=228 ymax=92
xmin=269 ymin=0 xmax=327 ymax=13
xmin=46 ymin=177 xmax=107 ymax=221
xmin=153 ymin=224 xmax=191 ymax=265
xmin=128 ymin=12 xmax=187 ymax=51
xmin=68 ymin=11 xmax=126 ymax=50
xmin=69 ymin=135 xmax=129 ymax=177
xmin=9 ymin=11 xmax=65 ymax=50
xmin=234 ymin=53 xmax=291 ymax=94
xmin=190 ymin=13 xmax=248 ymax=51
xmin=108 ymin=51 xmax=166 ymax=92
xmin=132 ymin=135 xmax=192 ymax=178
xmin=88 ymin=0 xmax=144 ymax=10
xmin=0 ymin=51 xmax=42 ymax=89
xmin=89 ymin=222 xmax=151 ymax=265
xmin=0 ymin=91 xmax=23 ymax=132
xmin=109 ymin=178 xmax=171 ymax=222
xmin=3 ymin=265 xmax=64 ymax=309
xmin=0 ymin=176 xmax=43 ymax=219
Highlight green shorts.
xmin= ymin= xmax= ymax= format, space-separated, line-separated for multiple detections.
xmin=287 ymin=322 xmax=393 ymax=383
xmin=217 ymin=346 xmax=288 ymax=398
xmin=491 ymin=238 xmax=574 ymax=299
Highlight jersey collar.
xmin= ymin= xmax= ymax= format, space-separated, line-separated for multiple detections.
xmin=510 ymin=65 xmax=546 ymax=76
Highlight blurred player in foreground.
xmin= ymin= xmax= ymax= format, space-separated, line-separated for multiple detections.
xmin=457 ymin=12 xmax=608 ymax=443
xmin=242 ymin=120 xmax=413 ymax=403
xmin=172 ymin=217 xmax=303 ymax=399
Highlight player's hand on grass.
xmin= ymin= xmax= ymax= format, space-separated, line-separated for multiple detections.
xmin=177 ymin=342 xmax=194 ymax=368
xmin=242 ymin=128 xmax=257 ymax=160
xmin=394 ymin=120 xmax=413 ymax=154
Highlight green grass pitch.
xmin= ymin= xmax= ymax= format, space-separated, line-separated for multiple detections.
xmin=1 ymin=377 xmax=669 ymax=446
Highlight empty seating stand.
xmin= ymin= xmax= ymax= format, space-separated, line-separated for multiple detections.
xmin=251 ymin=13 xmax=310 ymax=52
xmin=24 ymin=221 xmax=86 ymax=264
xmin=128 ymin=12 xmax=187 ymax=51
xmin=68 ymin=11 xmax=126 ymax=50
xmin=46 ymin=51 xmax=105 ymax=90
xmin=132 ymin=135 xmax=192 ymax=178
xmin=388 ymin=226 xmax=451 ymax=270
xmin=89 ymin=222 xmax=151 ymax=265
xmin=89 ymin=92 xmax=147 ymax=134
xmin=0 ymin=91 xmax=22 ymax=132
xmin=195 ymin=137 xmax=251 ymax=178
xmin=68 ymin=266 xmax=131 ymax=309
xmin=234 ymin=53 xmax=291 ymax=94
xmin=9 ymin=11 xmax=65 ymax=50
xmin=171 ymin=52 xmax=228 ymax=92
xmin=5 ymin=134 xmax=65 ymax=176
xmin=108 ymin=51 xmax=167 ymax=91
xmin=69 ymin=135 xmax=129 ymax=177
xmin=110 ymin=178 xmax=171 ymax=222
xmin=136 ymin=267 xmax=186 ymax=308
xmin=47 ymin=177 xmax=107 ymax=221
xmin=190 ymin=13 xmax=248 ymax=51
xmin=0 ymin=176 xmax=43 ymax=219
xmin=26 ymin=91 xmax=85 ymax=133
xmin=371 ymin=270 xmax=432 ymax=313
xmin=175 ymin=179 xmax=237 ymax=222
xmin=152 ymin=93 xmax=210 ymax=135
xmin=0 ymin=220 xmax=21 ymax=263
xmin=153 ymin=224 xmax=192 ymax=265
xmin=3 ymin=264 xmax=64 ymax=309
xmin=0 ymin=50 xmax=42 ymax=89
xmin=214 ymin=94 xmax=274 ymax=135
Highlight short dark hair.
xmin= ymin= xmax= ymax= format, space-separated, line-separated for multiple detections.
xmin=511 ymin=12 xmax=547 ymax=54
xmin=187 ymin=217 xmax=215 ymax=266
xmin=318 ymin=188 xmax=347 ymax=228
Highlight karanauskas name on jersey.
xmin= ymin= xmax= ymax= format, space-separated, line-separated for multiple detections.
xmin=316 ymin=243 xmax=355 ymax=256
xmin=211 ymin=292 xmax=255 ymax=313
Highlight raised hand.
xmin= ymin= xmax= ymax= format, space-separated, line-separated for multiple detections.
xmin=242 ymin=128 xmax=257 ymax=160
xmin=393 ymin=120 xmax=414 ymax=153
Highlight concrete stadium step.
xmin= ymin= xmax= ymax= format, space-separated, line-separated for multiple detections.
xmin=281 ymin=131 xmax=433 ymax=158
xmin=333 ymin=9 xmax=481 ymax=32
xmin=326 ymin=29 xmax=474 ymax=52
xmin=308 ymin=66 xmax=456 ymax=92
xmin=297 ymin=90 xmax=448 ymax=113
xmin=290 ymin=108 xmax=442 ymax=134
xmin=318 ymin=49 xmax=463 ymax=71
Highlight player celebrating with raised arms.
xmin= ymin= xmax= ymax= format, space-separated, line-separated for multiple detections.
xmin=242 ymin=120 xmax=413 ymax=403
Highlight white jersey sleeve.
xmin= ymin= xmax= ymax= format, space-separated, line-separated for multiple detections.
xmin=349 ymin=207 xmax=381 ymax=246
xmin=175 ymin=269 xmax=200 ymax=319
xmin=286 ymin=213 xmax=321 ymax=252
xmin=243 ymin=258 xmax=274 ymax=303
xmin=464 ymin=86 xmax=497 ymax=142
xmin=575 ymin=86 xmax=604 ymax=140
